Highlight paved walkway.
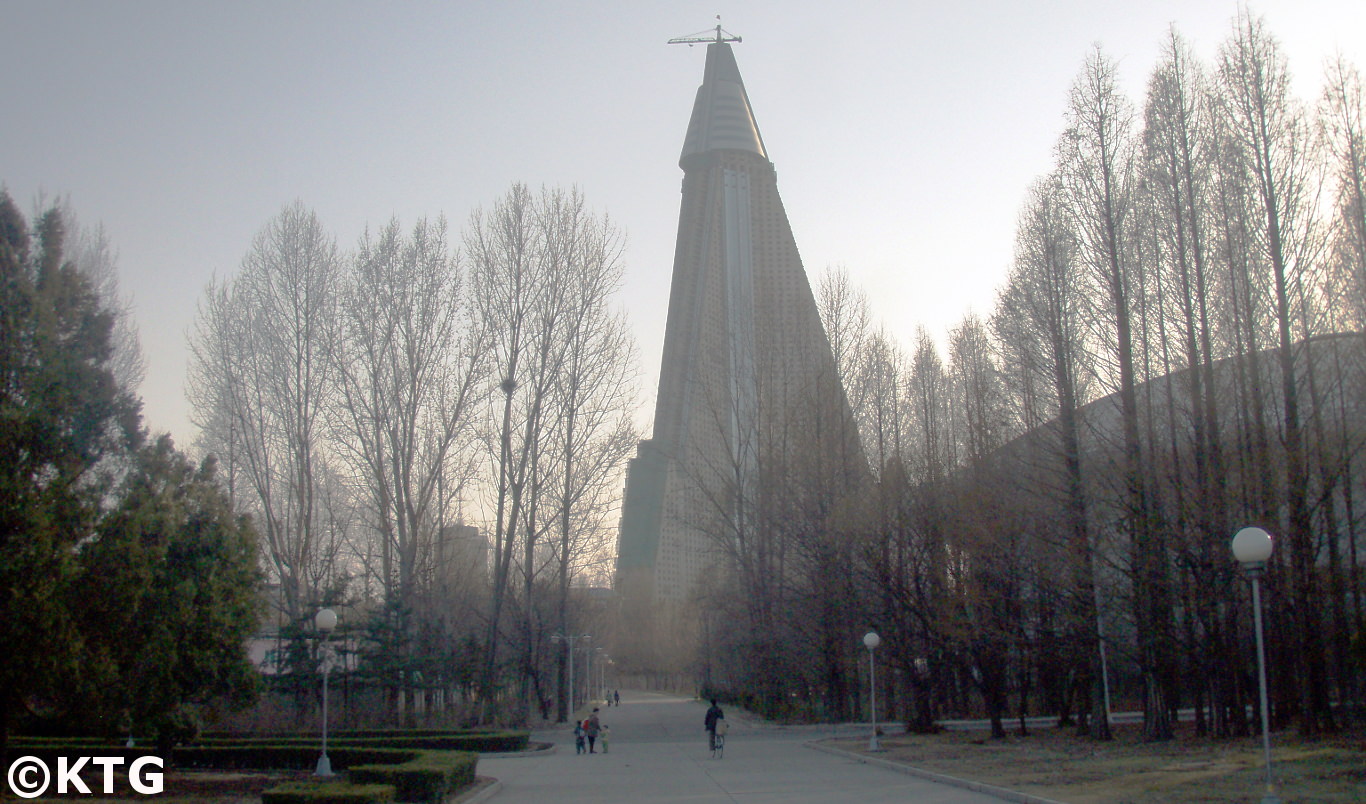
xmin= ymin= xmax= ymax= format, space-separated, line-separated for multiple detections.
xmin=478 ymin=690 xmax=1019 ymax=803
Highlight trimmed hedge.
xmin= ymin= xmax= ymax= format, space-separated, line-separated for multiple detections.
xmin=206 ymin=728 xmax=500 ymax=740
xmin=7 ymin=736 xmax=112 ymax=745
xmin=261 ymin=780 xmax=396 ymax=804
xmin=4 ymin=746 xmax=164 ymax=766
xmin=173 ymin=746 xmax=420 ymax=771
xmin=3 ymin=742 xmax=410 ymax=772
xmin=11 ymin=734 xmax=490 ymax=804
xmin=192 ymin=731 xmax=526 ymax=753
xmin=347 ymin=751 xmax=477 ymax=804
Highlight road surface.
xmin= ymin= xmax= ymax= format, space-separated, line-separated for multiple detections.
xmin=479 ymin=690 xmax=1021 ymax=803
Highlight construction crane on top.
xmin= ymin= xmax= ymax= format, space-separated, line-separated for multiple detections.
xmin=667 ymin=16 xmax=741 ymax=46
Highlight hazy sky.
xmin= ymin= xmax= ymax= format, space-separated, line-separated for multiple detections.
xmin=3 ymin=0 xmax=1363 ymax=447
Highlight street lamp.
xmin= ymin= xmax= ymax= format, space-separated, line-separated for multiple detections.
xmin=1232 ymin=527 xmax=1279 ymax=804
xmin=863 ymin=631 xmax=882 ymax=751
xmin=594 ymin=648 xmax=604 ymax=702
xmin=551 ymin=633 xmax=590 ymax=721
xmin=580 ymin=640 xmax=590 ymax=708
xmin=601 ymin=654 xmax=611 ymax=703
xmin=314 ymin=608 xmax=338 ymax=777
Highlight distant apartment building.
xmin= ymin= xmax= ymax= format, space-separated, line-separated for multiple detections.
xmin=434 ymin=524 xmax=489 ymax=598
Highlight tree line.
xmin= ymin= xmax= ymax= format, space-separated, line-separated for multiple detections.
xmin=699 ymin=13 xmax=1364 ymax=741
xmin=187 ymin=184 xmax=639 ymax=726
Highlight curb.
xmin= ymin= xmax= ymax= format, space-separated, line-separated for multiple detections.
xmin=482 ymin=741 xmax=556 ymax=759
xmin=804 ymin=741 xmax=1068 ymax=804
xmin=461 ymin=744 xmax=551 ymax=803
xmin=450 ymin=776 xmax=502 ymax=804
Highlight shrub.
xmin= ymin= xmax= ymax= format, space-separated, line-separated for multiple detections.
xmin=201 ymin=727 xmax=499 ymax=740
xmin=189 ymin=731 xmax=526 ymax=753
xmin=348 ymin=751 xmax=477 ymax=804
xmin=6 ymin=745 xmax=164 ymax=766
xmin=261 ymin=780 xmax=395 ymax=804
xmin=173 ymin=746 xmax=419 ymax=771
xmin=14 ymin=733 xmax=488 ymax=803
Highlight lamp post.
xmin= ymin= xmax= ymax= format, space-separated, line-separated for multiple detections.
xmin=551 ymin=632 xmax=590 ymax=721
xmin=601 ymin=654 xmax=610 ymax=702
xmin=314 ymin=608 xmax=338 ymax=777
xmin=1232 ymin=527 xmax=1279 ymax=804
xmin=593 ymin=648 xmax=604 ymax=701
xmin=863 ymin=631 xmax=882 ymax=751
xmin=585 ymin=647 xmax=596 ymax=703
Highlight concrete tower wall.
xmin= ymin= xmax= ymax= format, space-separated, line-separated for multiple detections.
xmin=617 ymin=42 xmax=863 ymax=610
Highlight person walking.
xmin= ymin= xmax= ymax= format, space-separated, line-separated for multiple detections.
xmin=584 ymin=707 xmax=602 ymax=753
xmin=601 ymin=724 xmax=611 ymax=754
xmin=704 ymin=699 xmax=725 ymax=751
xmin=614 ymin=690 xmax=620 ymax=707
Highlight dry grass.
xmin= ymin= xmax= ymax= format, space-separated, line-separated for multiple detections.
xmin=824 ymin=722 xmax=1366 ymax=803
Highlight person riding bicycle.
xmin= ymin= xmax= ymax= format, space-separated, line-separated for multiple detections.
xmin=704 ymin=699 xmax=725 ymax=751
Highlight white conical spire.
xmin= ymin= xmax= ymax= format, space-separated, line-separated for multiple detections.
xmin=679 ymin=42 xmax=767 ymax=168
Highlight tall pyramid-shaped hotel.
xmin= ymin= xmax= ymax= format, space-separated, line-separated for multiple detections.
xmin=616 ymin=31 xmax=864 ymax=607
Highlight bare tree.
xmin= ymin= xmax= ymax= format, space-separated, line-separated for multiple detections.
xmin=1139 ymin=28 xmax=1242 ymax=736
xmin=817 ymin=267 xmax=907 ymax=476
xmin=1318 ymin=57 xmax=1366 ymax=706
xmin=187 ymin=201 xmax=342 ymax=624
xmin=993 ymin=174 xmax=1108 ymax=738
xmin=1218 ymin=11 xmax=1333 ymax=735
xmin=858 ymin=332 xmax=907 ymax=475
xmin=896 ymin=329 xmax=953 ymax=729
xmin=465 ymin=183 xmax=552 ymax=720
xmin=535 ymin=191 xmax=640 ymax=720
xmin=1321 ymin=57 xmax=1366 ymax=326
xmin=817 ymin=264 xmax=873 ymax=399
xmin=950 ymin=314 xmax=1009 ymax=468
xmin=465 ymin=184 xmax=638 ymax=722
xmin=946 ymin=313 xmax=1021 ymax=738
xmin=1058 ymin=45 xmax=1156 ymax=740
xmin=327 ymin=215 xmax=487 ymax=716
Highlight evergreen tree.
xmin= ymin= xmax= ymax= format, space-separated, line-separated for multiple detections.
xmin=76 ymin=436 xmax=262 ymax=744
xmin=2 ymin=191 xmax=260 ymax=749
xmin=0 ymin=191 xmax=142 ymax=752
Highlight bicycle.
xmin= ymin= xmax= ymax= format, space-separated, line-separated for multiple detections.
xmin=711 ymin=720 xmax=727 ymax=759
